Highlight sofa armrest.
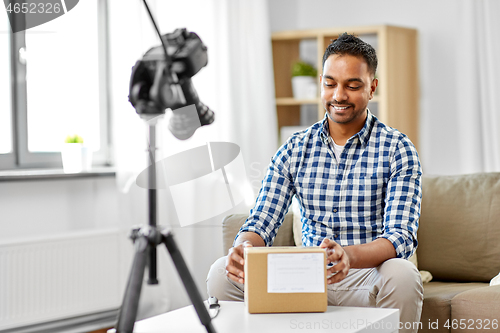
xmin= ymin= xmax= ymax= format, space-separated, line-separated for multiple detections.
xmin=221 ymin=213 xmax=295 ymax=255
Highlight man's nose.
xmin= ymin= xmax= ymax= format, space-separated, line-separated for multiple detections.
xmin=333 ymin=86 xmax=348 ymax=102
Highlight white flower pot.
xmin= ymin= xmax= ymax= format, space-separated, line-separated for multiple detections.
xmin=292 ymin=76 xmax=317 ymax=99
xmin=61 ymin=143 xmax=93 ymax=173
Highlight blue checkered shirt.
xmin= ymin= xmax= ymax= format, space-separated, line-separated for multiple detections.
xmin=238 ymin=110 xmax=422 ymax=259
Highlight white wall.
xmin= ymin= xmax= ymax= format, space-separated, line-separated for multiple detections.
xmin=268 ymin=0 xmax=467 ymax=175
xmin=0 ymin=175 xmax=225 ymax=322
xmin=0 ymin=178 xmax=123 ymax=242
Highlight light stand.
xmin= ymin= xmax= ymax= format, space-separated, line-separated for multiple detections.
xmin=115 ymin=117 xmax=216 ymax=333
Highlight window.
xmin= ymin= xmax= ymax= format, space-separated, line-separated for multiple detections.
xmin=0 ymin=0 xmax=110 ymax=170
xmin=1 ymin=12 xmax=13 ymax=156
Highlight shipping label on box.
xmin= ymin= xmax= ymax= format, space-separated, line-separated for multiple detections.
xmin=244 ymin=246 xmax=327 ymax=314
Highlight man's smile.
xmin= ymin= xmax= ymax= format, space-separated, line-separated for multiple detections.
xmin=329 ymin=104 xmax=353 ymax=112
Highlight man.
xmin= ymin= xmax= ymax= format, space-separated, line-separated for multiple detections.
xmin=207 ymin=33 xmax=423 ymax=333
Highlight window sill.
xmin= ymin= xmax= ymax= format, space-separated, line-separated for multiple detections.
xmin=0 ymin=166 xmax=116 ymax=182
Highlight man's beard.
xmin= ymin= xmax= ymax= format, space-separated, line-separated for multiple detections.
xmin=324 ymin=101 xmax=366 ymax=124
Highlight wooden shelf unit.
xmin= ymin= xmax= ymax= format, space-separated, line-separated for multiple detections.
xmin=271 ymin=25 xmax=419 ymax=149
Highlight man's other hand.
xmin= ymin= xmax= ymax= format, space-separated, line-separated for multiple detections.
xmin=320 ymin=238 xmax=350 ymax=284
xmin=225 ymin=241 xmax=252 ymax=284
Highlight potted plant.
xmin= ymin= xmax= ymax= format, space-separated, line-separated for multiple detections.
xmin=61 ymin=135 xmax=92 ymax=173
xmin=291 ymin=60 xmax=318 ymax=99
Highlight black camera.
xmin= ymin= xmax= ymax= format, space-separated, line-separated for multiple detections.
xmin=129 ymin=28 xmax=214 ymax=129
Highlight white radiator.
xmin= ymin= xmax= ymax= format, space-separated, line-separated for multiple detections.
xmin=0 ymin=230 xmax=123 ymax=331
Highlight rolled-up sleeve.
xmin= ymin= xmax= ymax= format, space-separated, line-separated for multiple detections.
xmin=380 ymin=137 xmax=422 ymax=259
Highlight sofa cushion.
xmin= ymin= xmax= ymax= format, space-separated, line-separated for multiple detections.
xmin=417 ymin=173 xmax=500 ymax=282
xmin=221 ymin=213 xmax=295 ymax=255
xmin=419 ymin=281 xmax=488 ymax=333
xmin=451 ymin=285 xmax=500 ymax=332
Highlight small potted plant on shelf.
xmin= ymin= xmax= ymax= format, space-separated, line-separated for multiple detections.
xmin=61 ymin=135 xmax=92 ymax=173
xmin=291 ymin=60 xmax=318 ymax=99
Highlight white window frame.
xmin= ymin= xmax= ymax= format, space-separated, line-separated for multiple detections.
xmin=0 ymin=0 xmax=111 ymax=170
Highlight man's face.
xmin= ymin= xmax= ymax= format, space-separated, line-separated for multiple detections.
xmin=320 ymin=54 xmax=377 ymax=125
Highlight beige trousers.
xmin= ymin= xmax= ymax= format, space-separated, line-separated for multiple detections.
xmin=206 ymin=257 xmax=423 ymax=333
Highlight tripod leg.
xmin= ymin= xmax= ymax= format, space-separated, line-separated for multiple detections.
xmin=147 ymin=188 xmax=159 ymax=284
xmin=162 ymin=231 xmax=216 ymax=333
xmin=116 ymin=236 xmax=149 ymax=333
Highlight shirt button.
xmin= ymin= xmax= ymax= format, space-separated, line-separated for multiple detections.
xmin=333 ymin=209 xmax=337 ymax=213
xmin=334 ymin=234 xmax=338 ymax=239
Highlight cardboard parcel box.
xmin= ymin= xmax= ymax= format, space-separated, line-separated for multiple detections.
xmin=244 ymin=246 xmax=327 ymax=314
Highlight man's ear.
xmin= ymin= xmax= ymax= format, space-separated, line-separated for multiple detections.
xmin=369 ymin=78 xmax=378 ymax=99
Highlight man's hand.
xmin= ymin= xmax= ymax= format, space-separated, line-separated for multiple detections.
xmin=320 ymin=238 xmax=350 ymax=284
xmin=225 ymin=241 xmax=253 ymax=284
xmin=226 ymin=231 xmax=265 ymax=284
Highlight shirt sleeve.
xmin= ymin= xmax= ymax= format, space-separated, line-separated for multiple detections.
xmin=236 ymin=141 xmax=297 ymax=246
xmin=380 ymin=136 xmax=422 ymax=259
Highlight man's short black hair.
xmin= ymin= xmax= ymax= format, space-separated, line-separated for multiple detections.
xmin=322 ymin=33 xmax=378 ymax=76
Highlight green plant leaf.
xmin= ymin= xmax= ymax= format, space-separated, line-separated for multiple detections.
xmin=291 ymin=61 xmax=317 ymax=77
xmin=65 ymin=135 xmax=84 ymax=144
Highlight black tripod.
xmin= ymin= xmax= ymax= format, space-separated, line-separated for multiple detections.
xmin=115 ymin=117 xmax=216 ymax=333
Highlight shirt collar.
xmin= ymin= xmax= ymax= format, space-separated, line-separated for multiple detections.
xmin=320 ymin=109 xmax=375 ymax=148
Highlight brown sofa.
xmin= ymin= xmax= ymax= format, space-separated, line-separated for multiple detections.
xmin=221 ymin=172 xmax=500 ymax=332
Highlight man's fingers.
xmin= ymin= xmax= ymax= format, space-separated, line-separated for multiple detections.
xmin=226 ymin=262 xmax=244 ymax=277
xmin=327 ymin=260 xmax=345 ymax=277
xmin=226 ymin=253 xmax=244 ymax=277
xmin=319 ymin=239 xmax=342 ymax=262
xmin=242 ymin=240 xmax=253 ymax=248
xmin=227 ymin=272 xmax=244 ymax=284
xmin=327 ymin=268 xmax=348 ymax=284
xmin=326 ymin=260 xmax=350 ymax=283
xmin=326 ymin=245 xmax=342 ymax=264
xmin=226 ymin=265 xmax=244 ymax=284
xmin=324 ymin=243 xmax=350 ymax=285
xmin=320 ymin=238 xmax=337 ymax=248
xmin=225 ymin=244 xmax=249 ymax=284
xmin=327 ymin=251 xmax=341 ymax=264
xmin=228 ymin=246 xmax=245 ymax=265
